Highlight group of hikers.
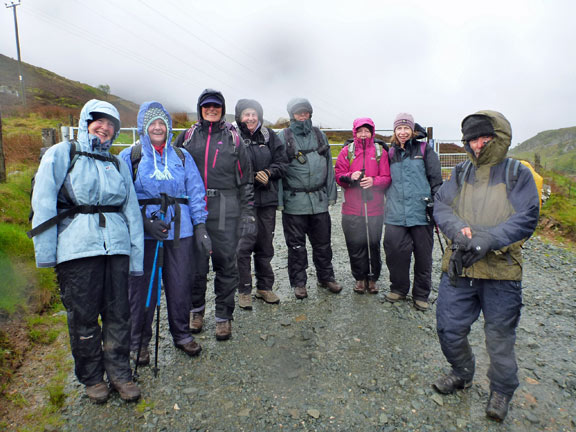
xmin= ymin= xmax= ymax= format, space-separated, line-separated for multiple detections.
xmin=29 ymin=90 xmax=540 ymax=422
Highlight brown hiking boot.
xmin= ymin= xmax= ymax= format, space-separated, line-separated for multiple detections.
xmin=414 ymin=300 xmax=430 ymax=311
xmin=190 ymin=310 xmax=204 ymax=333
xmin=385 ymin=292 xmax=406 ymax=303
xmin=111 ymin=380 xmax=141 ymax=402
xmin=175 ymin=340 xmax=202 ymax=357
xmin=215 ymin=320 xmax=232 ymax=341
xmin=130 ymin=347 xmax=150 ymax=366
xmin=486 ymin=391 xmax=511 ymax=421
xmin=432 ymin=372 xmax=472 ymax=394
xmin=293 ymin=286 xmax=308 ymax=299
xmin=86 ymin=381 xmax=110 ymax=404
xmin=353 ymin=280 xmax=366 ymax=294
xmin=238 ymin=293 xmax=253 ymax=310
xmin=318 ymin=280 xmax=343 ymax=294
xmin=255 ymin=289 xmax=280 ymax=304
xmin=367 ymin=281 xmax=379 ymax=294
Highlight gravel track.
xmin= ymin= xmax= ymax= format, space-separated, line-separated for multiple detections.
xmin=60 ymin=206 xmax=576 ymax=432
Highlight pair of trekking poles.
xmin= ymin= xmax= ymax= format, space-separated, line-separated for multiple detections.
xmin=134 ymin=194 xmax=169 ymax=380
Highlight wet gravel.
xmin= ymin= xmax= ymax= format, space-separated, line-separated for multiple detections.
xmin=60 ymin=206 xmax=576 ymax=432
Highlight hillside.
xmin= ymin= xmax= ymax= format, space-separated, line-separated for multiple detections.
xmin=0 ymin=53 xmax=138 ymax=122
xmin=510 ymin=126 xmax=576 ymax=173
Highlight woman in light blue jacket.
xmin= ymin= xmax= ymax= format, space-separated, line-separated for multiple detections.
xmin=30 ymin=99 xmax=144 ymax=404
xmin=120 ymin=101 xmax=209 ymax=364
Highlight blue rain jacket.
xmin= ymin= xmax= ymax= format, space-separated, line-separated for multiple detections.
xmin=119 ymin=101 xmax=207 ymax=240
xmin=31 ymin=99 xmax=144 ymax=275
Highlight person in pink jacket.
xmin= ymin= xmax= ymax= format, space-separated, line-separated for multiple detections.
xmin=335 ymin=118 xmax=391 ymax=294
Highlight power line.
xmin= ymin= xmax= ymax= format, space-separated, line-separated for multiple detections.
xmin=5 ymin=0 xmax=26 ymax=106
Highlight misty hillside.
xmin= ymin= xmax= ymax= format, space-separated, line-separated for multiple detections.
xmin=510 ymin=126 xmax=576 ymax=173
xmin=0 ymin=53 xmax=139 ymax=122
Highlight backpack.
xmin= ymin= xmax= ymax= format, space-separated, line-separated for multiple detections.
xmin=129 ymin=142 xmax=186 ymax=181
xmin=345 ymin=138 xmax=388 ymax=165
xmin=455 ymin=158 xmax=543 ymax=208
xmin=283 ymin=126 xmax=329 ymax=161
xmin=180 ymin=121 xmax=240 ymax=150
xmin=27 ymin=140 xmax=121 ymax=238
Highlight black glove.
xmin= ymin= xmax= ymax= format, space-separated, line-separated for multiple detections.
xmin=143 ymin=217 xmax=169 ymax=241
xmin=194 ymin=223 xmax=212 ymax=257
xmin=239 ymin=215 xmax=257 ymax=237
xmin=339 ymin=176 xmax=353 ymax=185
xmin=461 ymin=232 xmax=494 ymax=268
xmin=452 ymin=231 xmax=472 ymax=249
xmin=448 ymin=248 xmax=465 ymax=286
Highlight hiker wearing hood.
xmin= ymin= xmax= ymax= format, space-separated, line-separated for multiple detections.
xmin=174 ymin=89 xmax=255 ymax=341
xmin=234 ymin=99 xmax=288 ymax=310
xmin=277 ymin=97 xmax=341 ymax=300
xmin=383 ymin=113 xmax=443 ymax=311
xmin=30 ymin=99 xmax=144 ymax=404
xmin=432 ymin=111 xmax=539 ymax=421
xmin=335 ymin=118 xmax=391 ymax=294
xmin=119 ymin=101 xmax=208 ymax=362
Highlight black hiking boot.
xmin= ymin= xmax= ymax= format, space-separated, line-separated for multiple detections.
xmin=432 ymin=372 xmax=472 ymax=394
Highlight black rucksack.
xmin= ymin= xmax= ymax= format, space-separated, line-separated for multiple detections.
xmin=27 ymin=141 xmax=121 ymax=238
xmin=283 ymin=126 xmax=329 ymax=161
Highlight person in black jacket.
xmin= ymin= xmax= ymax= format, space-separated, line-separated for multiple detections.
xmin=174 ymin=89 xmax=255 ymax=341
xmin=234 ymin=99 xmax=288 ymax=310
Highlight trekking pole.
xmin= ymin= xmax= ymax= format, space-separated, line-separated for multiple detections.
xmin=134 ymin=237 xmax=161 ymax=381
xmin=361 ymin=139 xmax=374 ymax=289
xmin=152 ymin=194 xmax=168 ymax=378
xmin=423 ymin=197 xmax=445 ymax=254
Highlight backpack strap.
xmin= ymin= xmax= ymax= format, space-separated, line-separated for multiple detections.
xmin=505 ymin=158 xmax=521 ymax=194
xmin=456 ymin=160 xmax=472 ymax=188
xmin=130 ymin=143 xmax=143 ymax=181
xmin=261 ymin=126 xmax=270 ymax=144
xmin=285 ymin=127 xmax=329 ymax=160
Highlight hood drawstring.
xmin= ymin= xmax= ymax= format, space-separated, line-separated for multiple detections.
xmin=150 ymin=143 xmax=174 ymax=181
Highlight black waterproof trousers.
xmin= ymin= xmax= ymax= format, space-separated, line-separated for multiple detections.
xmin=191 ymin=194 xmax=239 ymax=321
xmin=237 ymin=205 xmax=276 ymax=293
xmin=56 ymin=255 xmax=132 ymax=386
xmin=129 ymin=237 xmax=195 ymax=352
xmin=383 ymin=224 xmax=434 ymax=301
xmin=282 ymin=212 xmax=335 ymax=288
xmin=342 ymin=213 xmax=384 ymax=281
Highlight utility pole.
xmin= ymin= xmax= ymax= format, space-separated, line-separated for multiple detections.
xmin=5 ymin=1 xmax=26 ymax=106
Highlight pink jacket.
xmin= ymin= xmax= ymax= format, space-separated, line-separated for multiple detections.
xmin=335 ymin=118 xmax=391 ymax=216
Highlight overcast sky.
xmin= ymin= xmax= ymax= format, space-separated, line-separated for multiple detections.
xmin=1 ymin=0 xmax=575 ymax=144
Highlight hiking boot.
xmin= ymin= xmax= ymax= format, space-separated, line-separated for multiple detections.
xmin=432 ymin=372 xmax=472 ymax=394
xmin=367 ymin=280 xmax=379 ymax=294
xmin=238 ymin=293 xmax=253 ymax=310
xmin=130 ymin=347 xmax=150 ymax=366
xmin=111 ymin=380 xmax=141 ymax=402
xmin=255 ymin=289 xmax=280 ymax=304
xmin=294 ymin=286 xmax=308 ymax=299
xmin=318 ymin=280 xmax=343 ymax=294
xmin=86 ymin=381 xmax=110 ymax=404
xmin=175 ymin=340 xmax=202 ymax=357
xmin=353 ymin=280 xmax=366 ymax=294
xmin=215 ymin=320 xmax=232 ymax=341
xmin=385 ymin=292 xmax=406 ymax=303
xmin=414 ymin=300 xmax=430 ymax=311
xmin=486 ymin=391 xmax=512 ymax=421
xmin=190 ymin=310 xmax=204 ymax=333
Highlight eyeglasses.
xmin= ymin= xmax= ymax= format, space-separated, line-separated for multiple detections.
xmin=202 ymin=103 xmax=222 ymax=109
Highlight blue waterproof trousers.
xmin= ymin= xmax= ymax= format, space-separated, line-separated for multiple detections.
xmin=436 ymin=273 xmax=523 ymax=396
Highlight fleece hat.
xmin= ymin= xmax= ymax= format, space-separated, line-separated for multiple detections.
xmin=142 ymin=107 xmax=170 ymax=136
xmin=461 ymin=115 xmax=495 ymax=141
xmin=89 ymin=111 xmax=120 ymax=134
xmin=287 ymin=98 xmax=313 ymax=119
xmin=393 ymin=113 xmax=415 ymax=131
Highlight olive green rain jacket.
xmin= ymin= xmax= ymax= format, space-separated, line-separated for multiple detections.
xmin=434 ymin=110 xmax=540 ymax=281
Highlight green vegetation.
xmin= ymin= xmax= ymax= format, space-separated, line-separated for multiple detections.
xmin=539 ymin=171 xmax=576 ymax=242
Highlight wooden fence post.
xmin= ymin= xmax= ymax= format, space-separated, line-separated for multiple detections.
xmin=0 ymin=111 xmax=6 ymax=183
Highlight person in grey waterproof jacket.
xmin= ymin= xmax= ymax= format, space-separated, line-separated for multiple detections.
xmin=30 ymin=99 xmax=144 ymax=404
xmin=383 ymin=113 xmax=443 ymax=311
xmin=234 ymin=99 xmax=288 ymax=310
xmin=277 ymin=97 xmax=341 ymax=300
xmin=119 ymin=101 xmax=209 ymax=363
xmin=432 ymin=110 xmax=539 ymax=421
xmin=174 ymin=89 xmax=255 ymax=341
